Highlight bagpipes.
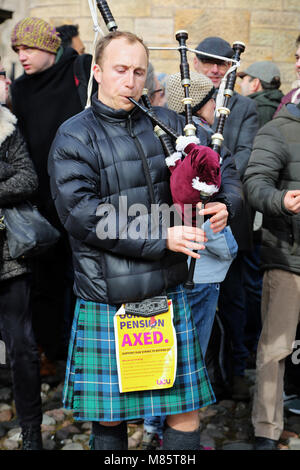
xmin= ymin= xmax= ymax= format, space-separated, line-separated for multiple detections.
xmin=93 ymin=0 xmax=244 ymax=289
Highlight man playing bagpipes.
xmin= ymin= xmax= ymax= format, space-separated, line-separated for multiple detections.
xmin=48 ymin=29 xmax=244 ymax=450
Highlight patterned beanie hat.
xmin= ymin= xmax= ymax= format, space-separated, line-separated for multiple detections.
xmin=166 ymin=71 xmax=215 ymax=115
xmin=11 ymin=17 xmax=61 ymax=54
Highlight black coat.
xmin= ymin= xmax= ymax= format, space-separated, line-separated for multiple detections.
xmin=11 ymin=47 xmax=93 ymax=228
xmin=0 ymin=106 xmax=38 ymax=281
xmin=49 ymin=95 xmax=243 ymax=305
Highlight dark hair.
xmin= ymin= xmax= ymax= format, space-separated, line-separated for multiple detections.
xmin=95 ymin=30 xmax=149 ymax=66
xmin=56 ymin=24 xmax=79 ymax=48
xmin=296 ymin=34 xmax=300 ymax=48
xmin=248 ymin=75 xmax=281 ymax=90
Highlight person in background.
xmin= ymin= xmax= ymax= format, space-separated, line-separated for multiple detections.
xmin=144 ymin=62 xmax=167 ymax=107
xmin=10 ymin=17 xmax=94 ymax=375
xmin=238 ymin=60 xmax=283 ymax=365
xmin=142 ymin=71 xmax=242 ymax=450
xmin=0 ymin=59 xmax=43 ymax=450
xmin=244 ymin=100 xmax=300 ymax=450
xmin=56 ymin=24 xmax=85 ymax=55
xmin=274 ymin=34 xmax=300 ymax=399
xmin=239 ymin=61 xmax=283 ymax=127
xmin=166 ymin=71 xmax=241 ymax=355
xmin=275 ymin=34 xmax=300 ymax=115
xmin=194 ymin=36 xmax=259 ymax=401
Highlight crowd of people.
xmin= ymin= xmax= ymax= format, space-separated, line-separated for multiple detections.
xmin=0 ymin=15 xmax=299 ymax=451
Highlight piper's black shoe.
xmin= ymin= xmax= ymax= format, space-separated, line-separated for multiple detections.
xmin=254 ymin=437 xmax=278 ymax=450
xmin=21 ymin=425 xmax=43 ymax=450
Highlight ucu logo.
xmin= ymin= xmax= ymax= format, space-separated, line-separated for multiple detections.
xmin=157 ymin=379 xmax=171 ymax=385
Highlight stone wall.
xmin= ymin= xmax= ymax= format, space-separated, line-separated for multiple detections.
xmin=1 ymin=0 xmax=300 ymax=92
xmin=0 ymin=0 xmax=29 ymax=78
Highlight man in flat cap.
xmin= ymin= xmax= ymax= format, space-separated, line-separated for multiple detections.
xmin=239 ymin=61 xmax=283 ymax=127
xmin=194 ymin=36 xmax=259 ymax=401
xmin=238 ymin=61 xmax=284 ymax=388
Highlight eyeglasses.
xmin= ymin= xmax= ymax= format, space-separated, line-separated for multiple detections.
xmin=200 ymin=59 xmax=229 ymax=69
xmin=150 ymin=88 xmax=164 ymax=97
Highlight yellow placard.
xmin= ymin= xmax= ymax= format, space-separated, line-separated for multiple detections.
xmin=114 ymin=299 xmax=177 ymax=393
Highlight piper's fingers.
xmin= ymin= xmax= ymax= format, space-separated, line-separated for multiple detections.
xmin=210 ymin=211 xmax=228 ymax=225
xmin=185 ymin=241 xmax=206 ymax=251
xmin=181 ymin=247 xmax=201 ymax=259
xmin=211 ymin=221 xmax=227 ymax=233
xmin=182 ymin=230 xmax=207 ymax=243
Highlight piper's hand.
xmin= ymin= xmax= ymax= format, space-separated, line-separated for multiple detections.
xmin=198 ymin=201 xmax=228 ymax=233
xmin=284 ymin=190 xmax=300 ymax=214
xmin=167 ymin=225 xmax=207 ymax=259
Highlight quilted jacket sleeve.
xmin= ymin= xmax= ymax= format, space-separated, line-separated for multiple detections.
xmin=0 ymin=128 xmax=38 ymax=207
xmin=243 ymin=122 xmax=291 ymax=217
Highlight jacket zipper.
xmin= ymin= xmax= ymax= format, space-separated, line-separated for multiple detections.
xmin=127 ymin=114 xmax=169 ymax=294
xmin=127 ymin=114 xmax=156 ymax=204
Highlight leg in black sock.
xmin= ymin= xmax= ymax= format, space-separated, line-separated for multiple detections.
xmin=163 ymin=424 xmax=201 ymax=450
xmin=90 ymin=421 xmax=128 ymax=450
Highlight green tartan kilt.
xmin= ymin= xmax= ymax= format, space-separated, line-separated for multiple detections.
xmin=63 ymin=284 xmax=215 ymax=421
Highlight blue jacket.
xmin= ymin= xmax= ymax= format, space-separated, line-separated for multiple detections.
xmin=192 ymin=221 xmax=238 ymax=283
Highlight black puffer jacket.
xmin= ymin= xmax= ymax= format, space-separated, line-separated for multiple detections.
xmin=49 ymin=95 xmax=242 ymax=305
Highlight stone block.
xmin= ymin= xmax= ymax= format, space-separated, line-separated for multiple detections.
xmin=62 ymin=442 xmax=84 ymax=450
xmin=30 ymin=5 xmax=81 ymax=19
xmin=135 ymin=18 xmax=174 ymax=45
xmin=148 ymin=47 xmax=180 ymax=62
xmin=80 ymin=0 xmax=151 ymax=18
xmin=284 ymin=0 xmax=300 ymax=11
xmin=174 ymin=9 xmax=250 ymax=46
xmin=273 ymin=31 xmax=299 ymax=62
xmin=250 ymin=28 xmax=276 ymax=47
xmin=30 ymin=0 xmax=79 ymax=5
xmin=242 ymin=45 xmax=273 ymax=63
xmin=152 ymin=0 xmax=224 ymax=7
xmin=251 ymin=11 xmax=299 ymax=29
xmin=226 ymin=0 xmax=282 ymax=9
xmin=150 ymin=59 xmax=179 ymax=76
xmin=152 ymin=7 xmax=174 ymax=18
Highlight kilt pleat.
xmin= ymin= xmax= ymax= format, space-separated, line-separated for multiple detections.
xmin=63 ymin=284 xmax=215 ymax=421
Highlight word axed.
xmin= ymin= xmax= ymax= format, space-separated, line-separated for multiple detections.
xmin=121 ymin=331 xmax=167 ymax=347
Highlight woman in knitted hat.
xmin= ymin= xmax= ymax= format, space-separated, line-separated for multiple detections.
xmin=11 ymin=17 xmax=61 ymax=75
xmin=10 ymin=17 xmax=96 ymax=380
